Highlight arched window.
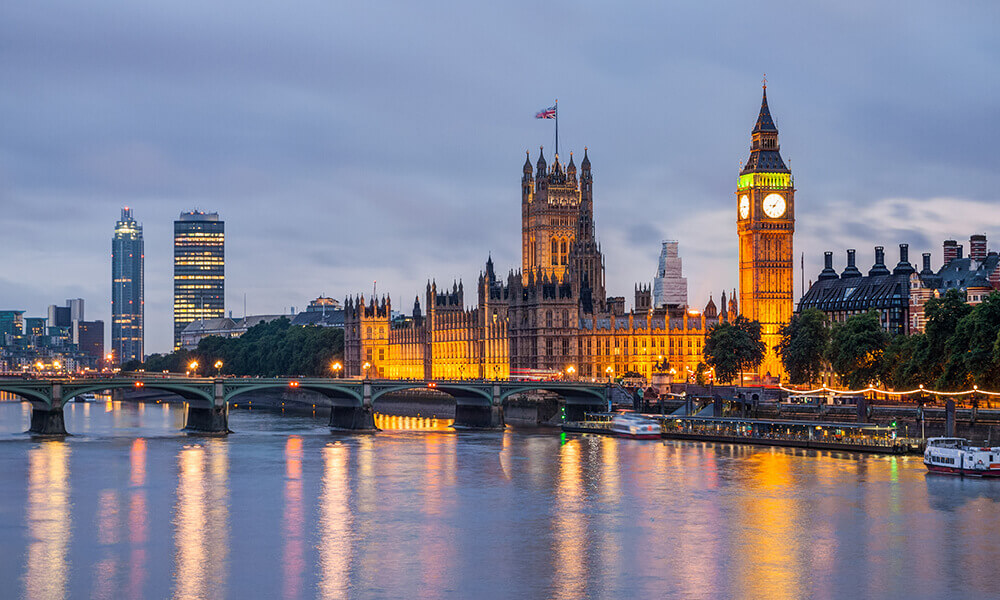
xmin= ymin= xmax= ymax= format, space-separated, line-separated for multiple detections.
xmin=551 ymin=238 xmax=559 ymax=265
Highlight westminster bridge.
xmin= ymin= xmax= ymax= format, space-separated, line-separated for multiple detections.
xmin=0 ymin=376 xmax=611 ymax=435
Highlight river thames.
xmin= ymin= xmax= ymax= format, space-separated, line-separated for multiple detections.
xmin=1 ymin=401 xmax=999 ymax=599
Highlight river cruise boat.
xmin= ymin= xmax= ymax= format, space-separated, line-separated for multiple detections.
xmin=924 ymin=437 xmax=1000 ymax=477
xmin=610 ymin=412 xmax=661 ymax=440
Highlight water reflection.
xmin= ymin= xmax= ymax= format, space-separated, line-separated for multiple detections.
xmin=737 ymin=450 xmax=803 ymax=599
xmin=172 ymin=440 xmax=229 ymax=600
xmin=317 ymin=443 xmax=352 ymax=600
xmin=128 ymin=438 xmax=148 ymax=598
xmin=373 ymin=414 xmax=453 ymax=430
xmin=25 ymin=441 xmax=72 ymax=600
xmin=283 ymin=436 xmax=304 ymax=600
xmin=419 ymin=430 xmax=456 ymax=597
xmin=552 ymin=439 xmax=587 ymax=599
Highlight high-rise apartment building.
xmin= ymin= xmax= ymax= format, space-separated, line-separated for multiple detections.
xmin=173 ymin=211 xmax=225 ymax=349
xmin=112 ymin=207 xmax=144 ymax=363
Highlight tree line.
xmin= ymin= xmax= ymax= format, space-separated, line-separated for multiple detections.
xmin=701 ymin=289 xmax=1000 ymax=390
xmin=122 ymin=318 xmax=344 ymax=377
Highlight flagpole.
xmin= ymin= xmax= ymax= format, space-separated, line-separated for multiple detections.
xmin=554 ymin=99 xmax=559 ymax=157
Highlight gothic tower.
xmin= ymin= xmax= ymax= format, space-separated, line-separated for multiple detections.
xmin=736 ymin=84 xmax=795 ymax=379
xmin=521 ymin=147 xmax=585 ymax=284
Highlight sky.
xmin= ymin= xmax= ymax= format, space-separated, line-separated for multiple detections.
xmin=1 ymin=1 xmax=999 ymax=354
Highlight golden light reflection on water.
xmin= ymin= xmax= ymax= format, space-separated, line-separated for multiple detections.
xmin=172 ymin=440 xmax=229 ymax=600
xmin=318 ymin=443 xmax=352 ymax=600
xmin=552 ymin=439 xmax=587 ymax=600
xmin=738 ymin=450 xmax=802 ymax=599
xmin=419 ymin=429 xmax=456 ymax=597
xmin=283 ymin=436 xmax=304 ymax=600
xmin=128 ymin=448 xmax=148 ymax=600
xmin=373 ymin=414 xmax=453 ymax=431
xmin=25 ymin=441 xmax=71 ymax=600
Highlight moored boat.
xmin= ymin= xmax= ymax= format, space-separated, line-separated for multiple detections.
xmin=924 ymin=437 xmax=1000 ymax=477
xmin=610 ymin=412 xmax=661 ymax=440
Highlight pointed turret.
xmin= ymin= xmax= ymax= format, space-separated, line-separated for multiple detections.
xmin=566 ymin=152 xmax=576 ymax=181
xmin=536 ymin=146 xmax=547 ymax=175
xmin=704 ymin=295 xmax=717 ymax=318
xmin=580 ymin=147 xmax=591 ymax=172
xmin=742 ymin=84 xmax=788 ymax=174
xmin=523 ymin=150 xmax=532 ymax=175
xmin=752 ymin=86 xmax=778 ymax=133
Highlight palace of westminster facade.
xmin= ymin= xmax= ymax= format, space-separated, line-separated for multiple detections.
xmin=345 ymin=88 xmax=795 ymax=381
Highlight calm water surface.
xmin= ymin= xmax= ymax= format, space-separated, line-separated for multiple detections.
xmin=1 ymin=400 xmax=999 ymax=599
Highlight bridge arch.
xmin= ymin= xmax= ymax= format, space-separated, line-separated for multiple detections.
xmin=498 ymin=384 xmax=607 ymax=404
xmin=370 ymin=383 xmax=492 ymax=405
xmin=224 ymin=382 xmax=363 ymax=405
xmin=62 ymin=381 xmax=214 ymax=405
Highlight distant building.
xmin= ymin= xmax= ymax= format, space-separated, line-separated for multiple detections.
xmin=800 ymin=236 xmax=1000 ymax=334
xmin=652 ymin=241 xmax=688 ymax=308
xmin=112 ymin=207 xmax=144 ymax=363
xmin=0 ymin=311 xmax=24 ymax=343
xmin=173 ymin=211 xmax=225 ymax=349
xmin=179 ymin=296 xmax=344 ymax=350
xmin=74 ymin=320 xmax=105 ymax=363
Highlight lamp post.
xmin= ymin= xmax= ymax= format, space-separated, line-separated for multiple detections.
xmin=214 ymin=360 xmax=223 ymax=377
xmin=566 ymin=365 xmax=576 ymax=381
xmin=331 ymin=361 xmax=342 ymax=378
xmin=189 ymin=361 xmax=199 ymax=377
xmin=493 ymin=364 xmax=499 ymax=381
xmin=605 ymin=366 xmax=614 ymax=384
xmin=362 ymin=361 xmax=371 ymax=380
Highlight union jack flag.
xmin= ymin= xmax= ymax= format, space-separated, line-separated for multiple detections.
xmin=535 ymin=106 xmax=556 ymax=119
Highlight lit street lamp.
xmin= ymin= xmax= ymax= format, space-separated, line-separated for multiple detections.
xmin=362 ymin=362 xmax=372 ymax=379
xmin=605 ymin=366 xmax=614 ymax=383
xmin=214 ymin=360 xmax=223 ymax=376
xmin=566 ymin=365 xmax=576 ymax=380
xmin=189 ymin=361 xmax=199 ymax=377
xmin=331 ymin=361 xmax=342 ymax=378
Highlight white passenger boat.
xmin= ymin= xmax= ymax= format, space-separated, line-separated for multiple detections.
xmin=610 ymin=412 xmax=661 ymax=440
xmin=924 ymin=437 xmax=1000 ymax=477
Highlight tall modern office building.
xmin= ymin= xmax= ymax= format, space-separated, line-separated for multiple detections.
xmin=112 ymin=208 xmax=144 ymax=363
xmin=173 ymin=210 xmax=225 ymax=349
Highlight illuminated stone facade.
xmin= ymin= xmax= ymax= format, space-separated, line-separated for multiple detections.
xmin=345 ymin=150 xmax=728 ymax=382
xmin=737 ymin=86 xmax=795 ymax=379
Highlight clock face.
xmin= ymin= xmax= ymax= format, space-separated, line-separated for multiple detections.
xmin=762 ymin=193 xmax=786 ymax=218
xmin=739 ymin=195 xmax=750 ymax=220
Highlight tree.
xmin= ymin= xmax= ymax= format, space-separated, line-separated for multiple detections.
xmin=123 ymin=318 xmax=344 ymax=377
xmin=704 ymin=315 xmax=766 ymax=384
xmin=776 ymin=308 xmax=830 ymax=384
xmin=942 ymin=292 xmax=1000 ymax=390
xmin=826 ymin=311 xmax=888 ymax=389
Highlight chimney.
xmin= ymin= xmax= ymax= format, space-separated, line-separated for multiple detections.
xmin=869 ymin=246 xmax=890 ymax=276
xmin=818 ymin=251 xmax=839 ymax=281
xmin=944 ymin=240 xmax=959 ymax=265
xmin=970 ymin=234 xmax=987 ymax=262
xmin=842 ymin=249 xmax=862 ymax=278
xmin=921 ymin=253 xmax=933 ymax=276
xmin=893 ymin=243 xmax=915 ymax=276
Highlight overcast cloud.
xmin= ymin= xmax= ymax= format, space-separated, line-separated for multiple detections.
xmin=1 ymin=1 xmax=998 ymax=353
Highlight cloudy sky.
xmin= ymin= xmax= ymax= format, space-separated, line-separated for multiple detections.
xmin=2 ymin=1 xmax=998 ymax=354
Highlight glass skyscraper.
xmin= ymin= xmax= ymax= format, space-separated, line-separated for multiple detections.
xmin=111 ymin=207 xmax=144 ymax=363
xmin=173 ymin=210 xmax=225 ymax=349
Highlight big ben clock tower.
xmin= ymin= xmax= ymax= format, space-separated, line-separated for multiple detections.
xmin=737 ymin=82 xmax=794 ymax=380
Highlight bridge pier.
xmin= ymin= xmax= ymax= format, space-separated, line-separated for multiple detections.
xmin=185 ymin=381 xmax=230 ymax=433
xmin=29 ymin=407 xmax=67 ymax=435
xmin=330 ymin=380 xmax=378 ymax=431
xmin=185 ymin=405 xmax=230 ymax=433
xmin=453 ymin=402 xmax=505 ymax=429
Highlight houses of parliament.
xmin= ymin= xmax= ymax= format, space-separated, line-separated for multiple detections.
xmin=345 ymin=87 xmax=795 ymax=381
